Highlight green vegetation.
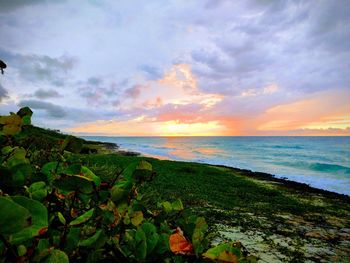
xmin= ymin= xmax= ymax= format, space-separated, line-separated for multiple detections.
xmin=0 ymin=108 xmax=258 ymax=262
xmin=1 ymin=108 xmax=349 ymax=262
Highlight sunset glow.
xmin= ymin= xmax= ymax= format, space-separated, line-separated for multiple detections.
xmin=0 ymin=1 xmax=349 ymax=136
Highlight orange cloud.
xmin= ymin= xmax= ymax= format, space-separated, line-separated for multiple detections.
xmin=255 ymin=89 xmax=350 ymax=135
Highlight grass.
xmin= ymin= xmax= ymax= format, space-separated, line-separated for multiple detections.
xmin=78 ymin=153 xmax=350 ymax=261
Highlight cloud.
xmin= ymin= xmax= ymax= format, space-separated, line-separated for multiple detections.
xmin=0 ymin=48 xmax=76 ymax=87
xmin=32 ymin=88 xmax=62 ymax=99
xmin=0 ymin=83 xmax=9 ymax=102
xmin=124 ymin=85 xmax=142 ymax=99
xmin=18 ymin=99 xmax=66 ymax=118
xmin=0 ymin=0 xmax=49 ymax=13
xmin=139 ymin=65 xmax=162 ymax=80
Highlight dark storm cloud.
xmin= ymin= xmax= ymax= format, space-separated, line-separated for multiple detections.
xmin=0 ymin=47 xmax=76 ymax=86
xmin=0 ymin=0 xmax=44 ymax=12
xmin=18 ymin=99 xmax=66 ymax=118
xmin=0 ymin=83 xmax=9 ymax=102
xmin=0 ymin=0 xmax=64 ymax=13
xmin=33 ymin=89 xmax=62 ymax=99
xmin=187 ymin=0 xmax=350 ymax=96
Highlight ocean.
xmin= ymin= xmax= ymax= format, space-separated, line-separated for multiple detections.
xmin=82 ymin=136 xmax=350 ymax=196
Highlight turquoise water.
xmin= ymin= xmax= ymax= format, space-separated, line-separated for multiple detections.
xmin=82 ymin=136 xmax=350 ymax=195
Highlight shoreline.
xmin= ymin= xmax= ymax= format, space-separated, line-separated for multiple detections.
xmin=82 ymin=138 xmax=350 ymax=262
xmin=88 ymin=138 xmax=350 ymax=200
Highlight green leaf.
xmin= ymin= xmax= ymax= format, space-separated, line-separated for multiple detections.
xmin=65 ymin=227 xmax=80 ymax=254
xmin=28 ymin=181 xmax=47 ymax=201
xmin=6 ymin=147 xmax=28 ymax=167
xmin=155 ymin=233 xmax=170 ymax=254
xmin=81 ymin=166 xmax=101 ymax=187
xmin=172 ymin=199 xmax=184 ymax=211
xmin=110 ymin=180 xmax=132 ymax=202
xmin=192 ymin=217 xmax=208 ymax=256
xmin=11 ymin=163 xmax=32 ymax=187
xmin=57 ymin=212 xmax=66 ymax=225
xmin=22 ymin=115 xmax=31 ymax=126
xmin=1 ymin=146 xmax=14 ymax=155
xmin=54 ymin=174 xmax=94 ymax=194
xmin=17 ymin=244 xmax=27 ymax=256
xmin=65 ymin=165 xmax=101 ymax=187
xmin=130 ymin=211 xmax=143 ymax=227
xmin=61 ymin=135 xmax=83 ymax=153
xmin=17 ymin=107 xmax=33 ymax=118
xmin=0 ymin=197 xmax=31 ymax=235
xmin=202 ymin=242 xmax=242 ymax=263
xmin=44 ymin=249 xmax=69 ymax=263
xmin=122 ymin=162 xmax=139 ymax=181
xmin=11 ymin=196 xmax=49 ymax=244
xmin=70 ymin=208 xmax=94 ymax=226
xmin=134 ymin=227 xmax=147 ymax=261
xmin=41 ymin=162 xmax=64 ymax=183
xmin=79 ymin=229 xmax=106 ymax=249
xmin=141 ymin=222 xmax=159 ymax=255
xmin=161 ymin=201 xmax=172 ymax=213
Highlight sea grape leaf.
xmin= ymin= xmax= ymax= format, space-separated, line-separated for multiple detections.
xmin=65 ymin=165 xmax=101 ymax=187
xmin=2 ymin=124 xmax=21 ymax=135
xmin=130 ymin=211 xmax=143 ymax=227
xmin=32 ymin=239 xmax=51 ymax=261
xmin=57 ymin=212 xmax=66 ymax=225
xmin=22 ymin=115 xmax=31 ymax=126
xmin=79 ymin=229 xmax=106 ymax=249
xmin=54 ymin=174 xmax=94 ymax=194
xmin=155 ymin=233 xmax=170 ymax=254
xmin=17 ymin=244 xmax=27 ymax=256
xmin=41 ymin=162 xmax=65 ymax=183
xmin=60 ymin=135 xmax=83 ymax=153
xmin=64 ymin=164 xmax=81 ymax=175
xmin=0 ymin=197 xmax=31 ymax=235
xmin=169 ymin=227 xmax=194 ymax=255
xmin=172 ymin=199 xmax=184 ymax=211
xmin=17 ymin=107 xmax=33 ymax=118
xmin=122 ymin=162 xmax=139 ymax=181
xmin=70 ymin=208 xmax=95 ymax=226
xmin=43 ymin=249 xmax=69 ymax=263
xmin=141 ymin=222 xmax=159 ymax=255
xmin=192 ymin=217 xmax=208 ymax=256
xmin=133 ymin=160 xmax=153 ymax=182
xmin=6 ymin=147 xmax=28 ymax=167
xmin=28 ymin=181 xmax=47 ymax=201
xmin=81 ymin=166 xmax=101 ymax=187
xmin=65 ymin=227 xmax=80 ymax=254
xmin=202 ymin=242 xmax=242 ymax=263
xmin=135 ymin=227 xmax=147 ymax=261
xmin=10 ymin=196 xmax=48 ymax=244
xmin=161 ymin=201 xmax=173 ymax=213
xmin=11 ymin=163 xmax=32 ymax=187
xmin=0 ymin=115 xmax=22 ymax=135
xmin=1 ymin=146 xmax=14 ymax=155
xmin=110 ymin=180 xmax=132 ymax=202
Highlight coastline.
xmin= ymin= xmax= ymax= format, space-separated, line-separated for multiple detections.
xmin=90 ymin=138 xmax=350 ymax=200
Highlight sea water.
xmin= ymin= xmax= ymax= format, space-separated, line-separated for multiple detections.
xmin=82 ymin=136 xmax=350 ymax=195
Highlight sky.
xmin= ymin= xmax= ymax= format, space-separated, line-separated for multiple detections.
xmin=0 ymin=0 xmax=349 ymax=136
